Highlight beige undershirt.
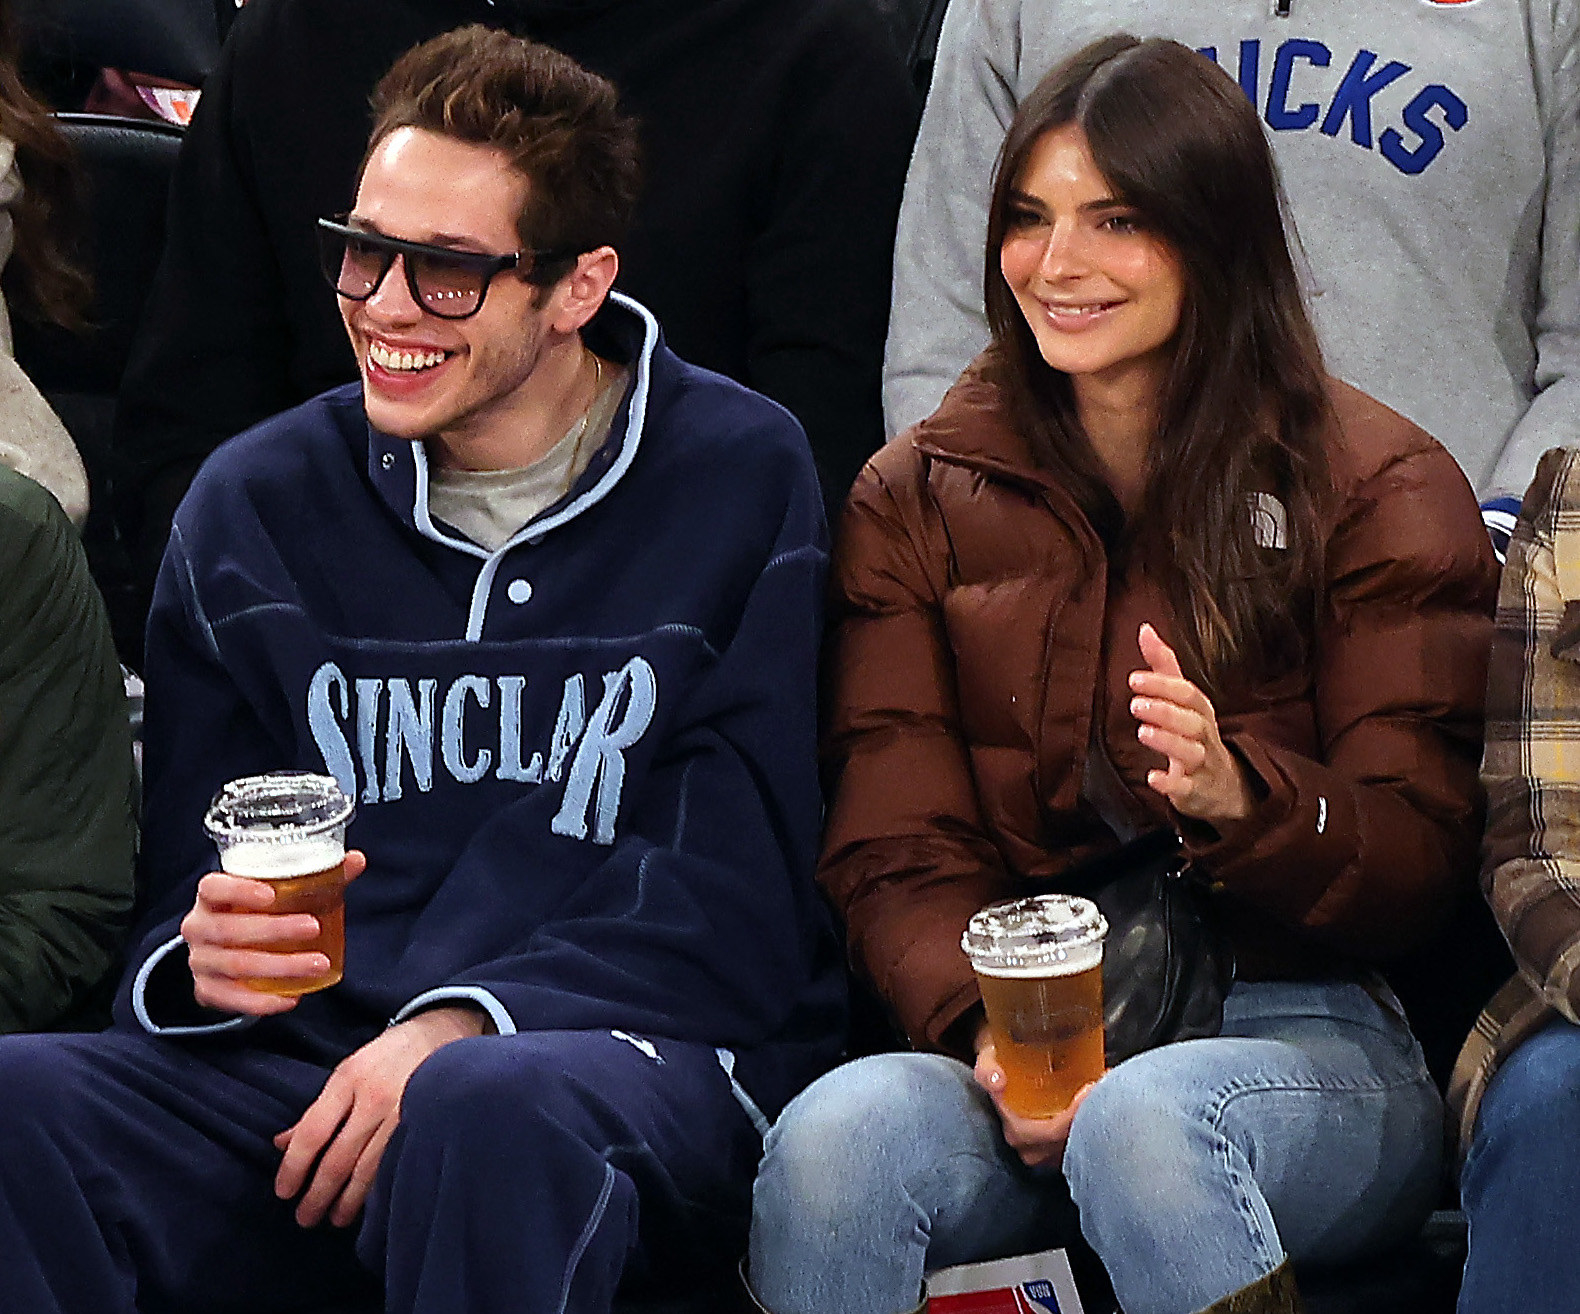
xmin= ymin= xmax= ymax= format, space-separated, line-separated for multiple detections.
xmin=428 ymin=363 xmax=627 ymax=551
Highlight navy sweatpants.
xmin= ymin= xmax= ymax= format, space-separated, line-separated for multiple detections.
xmin=0 ymin=1027 xmax=765 ymax=1314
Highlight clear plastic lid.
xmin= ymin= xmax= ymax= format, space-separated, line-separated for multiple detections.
xmin=203 ymin=772 xmax=354 ymax=846
xmin=961 ymin=894 xmax=1108 ymax=976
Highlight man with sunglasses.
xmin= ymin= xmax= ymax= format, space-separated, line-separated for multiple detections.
xmin=0 ymin=27 xmax=842 ymax=1314
xmin=109 ymin=0 xmax=918 ymax=665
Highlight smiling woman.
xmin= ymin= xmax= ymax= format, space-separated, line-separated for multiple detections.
xmin=746 ymin=34 xmax=1498 ymax=1314
xmin=980 ymin=33 xmax=1332 ymax=687
xmin=996 ymin=124 xmax=1185 ymax=441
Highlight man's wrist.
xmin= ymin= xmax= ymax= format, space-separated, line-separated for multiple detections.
xmin=400 ymin=1003 xmax=492 ymax=1040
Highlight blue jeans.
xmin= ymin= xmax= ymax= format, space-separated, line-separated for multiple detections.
xmin=1459 ymin=1016 xmax=1580 ymax=1314
xmin=750 ymin=980 xmax=1441 ymax=1314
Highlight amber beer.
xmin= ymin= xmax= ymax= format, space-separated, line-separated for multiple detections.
xmin=220 ymin=838 xmax=347 ymax=995
xmin=204 ymin=772 xmax=355 ymax=997
xmin=963 ymin=895 xmax=1108 ymax=1118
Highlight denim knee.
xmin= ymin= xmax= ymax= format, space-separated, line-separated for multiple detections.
xmin=1459 ymin=1020 xmax=1580 ymax=1314
xmin=1476 ymin=1021 xmax=1580 ymax=1148
xmin=1063 ymin=1052 xmax=1221 ymax=1202
xmin=1465 ymin=1019 xmax=1580 ymax=1196
xmin=754 ymin=1052 xmax=975 ymax=1234
xmin=1061 ymin=1050 xmax=1289 ymax=1314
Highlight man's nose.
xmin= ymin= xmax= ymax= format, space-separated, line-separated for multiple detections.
xmin=365 ymin=254 xmax=424 ymax=320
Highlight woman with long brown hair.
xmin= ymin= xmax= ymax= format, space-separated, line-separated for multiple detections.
xmin=0 ymin=0 xmax=91 ymax=524
xmin=747 ymin=36 xmax=1496 ymax=1314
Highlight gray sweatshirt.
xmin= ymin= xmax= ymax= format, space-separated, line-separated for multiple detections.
xmin=885 ymin=0 xmax=1580 ymax=498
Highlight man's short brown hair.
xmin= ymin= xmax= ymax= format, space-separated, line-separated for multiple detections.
xmin=366 ymin=26 xmax=641 ymax=287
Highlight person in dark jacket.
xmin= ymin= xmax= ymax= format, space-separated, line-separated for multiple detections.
xmin=0 ymin=466 xmax=135 ymax=1031
xmin=747 ymin=38 xmax=1496 ymax=1314
xmin=112 ymin=0 xmax=917 ymax=650
xmin=0 ymin=31 xmax=841 ymax=1314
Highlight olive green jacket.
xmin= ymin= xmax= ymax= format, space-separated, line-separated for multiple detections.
xmin=0 ymin=468 xmax=135 ymax=1030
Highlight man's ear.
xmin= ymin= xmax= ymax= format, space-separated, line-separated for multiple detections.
xmin=548 ymin=247 xmax=619 ymax=334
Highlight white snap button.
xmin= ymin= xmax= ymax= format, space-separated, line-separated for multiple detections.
xmin=506 ymin=579 xmax=533 ymax=604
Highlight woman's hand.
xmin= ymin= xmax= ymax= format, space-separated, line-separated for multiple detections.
xmin=1129 ymin=623 xmax=1253 ymax=827
xmin=973 ymin=1021 xmax=1096 ymax=1171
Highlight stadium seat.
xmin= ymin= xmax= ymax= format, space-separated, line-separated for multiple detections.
xmin=15 ymin=0 xmax=222 ymax=88
xmin=11 ymin=111 xmax=183 ymax=662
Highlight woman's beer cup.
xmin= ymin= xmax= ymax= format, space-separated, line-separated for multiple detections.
xmin=962 ymin=894 xmax=1108 ymax=1118
xmin=203 ymin=772 xmax=355 ymax=996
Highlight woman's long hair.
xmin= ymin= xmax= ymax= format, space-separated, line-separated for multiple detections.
xmin=983 ymin=35 xmax=1330 ymax=690
xmin=0 ymin=0 xmax=89 ymax=329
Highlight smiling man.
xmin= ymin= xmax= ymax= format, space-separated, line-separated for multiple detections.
xmin=0 ymin=28 xmax=842 ymax=1314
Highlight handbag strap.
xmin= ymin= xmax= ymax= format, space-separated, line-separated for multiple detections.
xmin=1058 ymin=728 xmax=1187 ymax=895
xmin=1051 ymin=827 xmax=1185 ymax=900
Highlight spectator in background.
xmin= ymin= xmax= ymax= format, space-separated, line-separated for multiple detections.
xmin=1452 ymin=446 xmax=1580 ymax=1314
xmin=0 ymin=0 xmax=90 ymax=523
xmin=884 ymin=0 xmax=1579 ymax=546
xmin=113 ymin=0 xmax=918 ymax=648
xmin=0 ymin=465 xmax=135 ymax=1032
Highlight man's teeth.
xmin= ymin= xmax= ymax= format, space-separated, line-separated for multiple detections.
xmin=370 ymin=342 xmax=448 ymax=372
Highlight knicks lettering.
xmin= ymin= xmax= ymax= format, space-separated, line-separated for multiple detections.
xmin=307 ymin=658 xmax=658 ymax=845
xmin=1200 ymin=39 xmax=1467 ymax=175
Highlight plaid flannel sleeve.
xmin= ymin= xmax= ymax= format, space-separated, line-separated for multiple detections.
xmin=1451 ymin=447 xmax=1580 ymax=1153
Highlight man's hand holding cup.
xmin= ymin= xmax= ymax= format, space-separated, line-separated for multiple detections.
xmin=188 ymin=772 xmax=358 ymax=1014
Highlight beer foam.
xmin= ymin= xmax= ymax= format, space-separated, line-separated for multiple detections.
xmin=973 ymin=939 xmax=1103 ymax=977
xmin=219 ymin=836 xmax=344 ymax=880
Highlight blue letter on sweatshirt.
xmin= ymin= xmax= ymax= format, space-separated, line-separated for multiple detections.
xmin=441 ymin=675 xmax=492 ymax=785
xmin=1237 ymin=40 xmax=1261 ymax=106
xmin=1266 ymin=39 xmax=1330 ymax=132
xmin=307 ymin=661 xmax=356 ymax=798
xmin=384 ymin=677 xmax=437 ymax=801
xmin=1320 ymin=50 xmax=1410 ymax=148
xmin=1379 ymin=84 xmax=1468 ymax=175
xmin=553 ymin=658 xmax=658 ymax=845
xmin=496 ymin=674 xmax=544 ymax=783
xmin=356 ymin=678 xmax=383 ymax=805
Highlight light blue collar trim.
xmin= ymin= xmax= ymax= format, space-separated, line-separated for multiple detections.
xmin=408 ymin=290 xmax=654 ymax=558
xmin=412 ymin=442 xmax=488 ymax=559
xmin=404 ymin=291 xmax=659 ymax=642
xmin=503 ymin=289 xmax=657 ymax=546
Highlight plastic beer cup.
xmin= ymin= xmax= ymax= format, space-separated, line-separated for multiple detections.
xmin=962 ymin=894 xmax=1108 ymax=1117
xmin=203 ymin=772 xmax=355 ymax=996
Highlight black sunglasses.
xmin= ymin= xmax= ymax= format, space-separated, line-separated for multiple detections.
xmin=316 ymin=218 xmax=579 ymax=320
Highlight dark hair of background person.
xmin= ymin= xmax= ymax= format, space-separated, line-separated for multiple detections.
xmin=0 ymin=0 xmax=89 ymax=330
xmin=982 ymin=34 xmax=1331 ymax=692
xmin=364 ymin=25 xmax=641 ymax=292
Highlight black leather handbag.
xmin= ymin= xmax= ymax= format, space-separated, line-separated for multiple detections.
xmin=1040 ymin=827 xmax=1234 ymax=1065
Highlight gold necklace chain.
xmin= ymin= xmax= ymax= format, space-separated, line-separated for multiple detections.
xmin=560 ymin=351 xmax=603 ymax=501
